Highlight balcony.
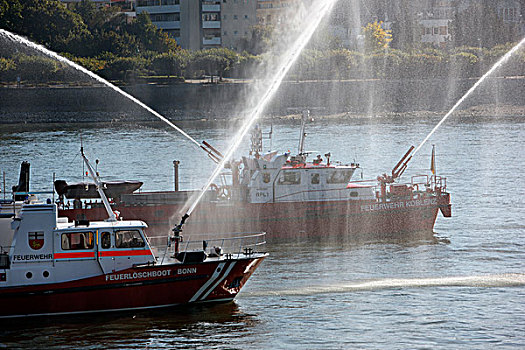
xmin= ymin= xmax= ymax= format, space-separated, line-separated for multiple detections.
xmin=136 ymin=5 xmax=180 ymax=14
xmin=203 ymin=21 xmax=221 ymax=29
xmin=153 ymin=21 xmax=181 ymax=30
xmin=202 ymin=4 xmax=220 ymax=12
xmin=203 ymin=37 xmax=221 ymax=45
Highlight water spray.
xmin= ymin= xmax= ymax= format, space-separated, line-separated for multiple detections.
xmin=412 ymin=36 xmax=525 ymax=159
xmin=0 ymin=29 xmax=201 ymax=149
xmin=389 ymin=37 xmax=525 ymax=178
xmin=174 ymin=0 xmax=338 ymax=230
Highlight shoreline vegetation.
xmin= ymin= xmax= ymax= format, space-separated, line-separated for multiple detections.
xmin=1 ymin=2 xmax=523 ymax=87
xmin=1 ymin=44 xmax=524 ymax=87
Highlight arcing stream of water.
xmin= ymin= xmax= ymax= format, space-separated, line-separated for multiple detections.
xmin=0 ymin=29 xmax=201 ymax=149
xmin=411 ymin=36 xmax=525 ymax=159
xmin=183 ymin=0 xmax=338 ymax=219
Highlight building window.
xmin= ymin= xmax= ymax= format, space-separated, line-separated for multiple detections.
xmin=224 ymin=31 xmax=227 ymax=36
xmin=233 ymin=14 xmax=238 ymax=19
xmin=138 ymin=0 xmax=180 ymax=6
xmin=203 ymin=13 xmax=219 ymax=21
xmin=150 ymin=13 xmax=180 ymax=22
xmin=245 ymin=15 xmax=249 ymax=19
xmin=433 ymin=27 xmax=439 ymax=35
xmin=439 ymin=26 xmax=447 ymax=35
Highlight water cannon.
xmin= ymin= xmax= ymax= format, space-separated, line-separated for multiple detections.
xmin=200 ymin=141 xmax=224 ymax=164
xmin=391 ymin=146 xmax=415 ymax=181
xmin=173 ymin=213 xmax=189 ymax=235
xmin=171 ymin=213 xmax=189 ymax=254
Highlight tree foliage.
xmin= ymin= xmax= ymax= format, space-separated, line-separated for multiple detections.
xmin=362 ymin=21 xmax=392 ymax=52
xmin=450 ymin=1 xmax=520 ymax=48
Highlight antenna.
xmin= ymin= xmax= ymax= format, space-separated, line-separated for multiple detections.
xmin=80 ymin=147 xmax=117 ymax=222
xmin=298 ymin=110 xmax=309 ymax=155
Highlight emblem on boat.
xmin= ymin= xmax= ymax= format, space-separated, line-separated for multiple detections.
xmin=28 ymin=231 xmax=44 ymax=250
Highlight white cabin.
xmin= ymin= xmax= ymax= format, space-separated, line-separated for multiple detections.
xmin=2 ymin=203 xmax=154 ymax=287
xmin=239 ymin=152 xmax=375 ymax=204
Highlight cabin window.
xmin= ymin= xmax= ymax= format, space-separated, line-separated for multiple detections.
xmin=350 ymin=191 xmax=359 ymax=197
xmin=101 ymin=232 xmax=111 ymax=249
xmin=61 ymin=232 xmax=94 ymax=250
xmin=326 ymin=170 xmax=353 ymax=184
xmin=311 ymin=173 xmax=320 ymax=185
xmin=115 ymin=230 xmax=146 ymax=248
xmin=278 ymin=171 xmax=301 ymax=185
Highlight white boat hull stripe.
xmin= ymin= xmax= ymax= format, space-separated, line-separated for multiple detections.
xmin=200 ymin=261 xmax=237 ymax=301
xmin=189 ymin=261 xmax=226 ymax=302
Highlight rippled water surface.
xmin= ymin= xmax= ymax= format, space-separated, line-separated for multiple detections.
xmin=0 ymin=114 xmax=524 ymax=349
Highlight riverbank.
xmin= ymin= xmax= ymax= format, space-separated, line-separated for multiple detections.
xmin=1 ymin=77 xmax=523 ymax=124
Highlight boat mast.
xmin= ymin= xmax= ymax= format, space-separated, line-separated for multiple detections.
xmin=80 ymin=147 xmax=117 ymax=222
xmin=298 ymin=110 xmax=309 ymax=155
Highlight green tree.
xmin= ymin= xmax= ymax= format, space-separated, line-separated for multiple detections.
xmin=190 ymin=48 xmax=239 ymax=80
xmin=126 ymin=13 xmax=178 ymax=53
xmin=242 ymin=25 xmax=273 ymax=54
xmin=0 ymin=0 xmax=23 ymax=31
xmin=362 ymin=21 xmax=392 ymax=52
xmin=15 ymin=54 xmax=61 ymax=82
xmin=450 ymin=0 xmax=520 ymax=48
xmin=151 ymin=51 xmax=188 ymax=77
xmin=14 ymin=0 xmax=90 ymax=53
xmin=389 ymin=0 xmax=420 ymax=50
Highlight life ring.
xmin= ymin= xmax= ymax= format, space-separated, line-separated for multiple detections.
xmin=209 ymin=183 xmax=219 ymax=192
xmin=218 ymin=186 xmax=230 ymax=199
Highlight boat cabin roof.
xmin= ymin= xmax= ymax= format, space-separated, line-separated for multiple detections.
xmin=282 ymin=163 xmax=357 ymax=170
xmin=56 ymin=218 xmax=147 ymax=232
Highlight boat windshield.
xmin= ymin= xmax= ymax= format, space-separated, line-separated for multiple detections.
xmin=326 ymin=170 xmax=353 ymax=184
xmin=115 ymin=230 xmax=146 ymax=248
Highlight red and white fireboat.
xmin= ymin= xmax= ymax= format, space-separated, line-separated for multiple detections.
xmin=55 ymin=112 xmax=451 ymax=241
xmin=0 ymin=149 xmax=266 ymax=318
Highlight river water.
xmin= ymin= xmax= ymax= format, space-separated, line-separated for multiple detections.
xmin=0 ymin=114 xmax=524 ymax=349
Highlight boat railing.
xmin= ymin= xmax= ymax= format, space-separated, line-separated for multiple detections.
xmin=0 ymin=246 xmax=12 ymax=254
xmin=148 ymin=231 xmax=266 ymax=261
xmin=411 ymin=175 xmax=447 ymax=192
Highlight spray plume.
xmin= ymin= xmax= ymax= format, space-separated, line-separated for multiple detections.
xmin=0 ymin=29 xmax=201 ymax=148
xmin=184 ymin=0 xmax=338 ymax=217
xmin=412 ymin=36 xmax=525 ymax=158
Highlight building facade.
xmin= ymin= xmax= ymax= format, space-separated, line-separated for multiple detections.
xmin=256 ymin=0 xmax=299 ymax=26
xmin=418 ymin=0 xmax=454 ymax=48
xmin=222 ymin=0 xmax=257 ymax=51
xmin=136 ymin=0 xmax=258 ymax=51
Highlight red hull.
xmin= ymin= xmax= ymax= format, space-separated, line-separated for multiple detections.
xmin=0 ymin=257 xmax=264 ymax=318
xmin=60 ymin=193 xmax=451 ymax=241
